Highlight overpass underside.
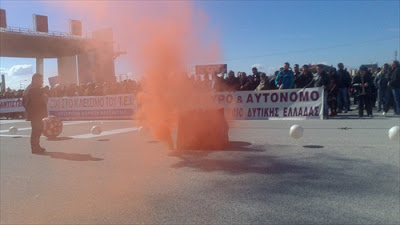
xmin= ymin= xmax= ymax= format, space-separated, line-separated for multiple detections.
xmin=0 ymin=31 xmax=116 ymax=85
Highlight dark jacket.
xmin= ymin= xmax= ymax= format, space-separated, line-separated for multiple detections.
xmin=352 ymin=72 xmax=373 ymax=95
xmin=311 ymin=71 xmax=330 ymax=88
xmin=296 ymin=71 xmax=313 ymax=88
xmin=389 ymin=67 xmax=400 ymax=88
xmin=336 ymin=69 xmax=352 ymax=88
xmin=374 ymin=71 xmax=389 ymax=90
xmin=22 ymin=84 xmax=48 ymax=121
xmin=242 ymin=80 xmax=258 ymax=91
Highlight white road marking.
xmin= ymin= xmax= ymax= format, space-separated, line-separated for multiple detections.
xmin=0 ymin=120 xmax=28 ymax=125
xmin=70 ymin=127 xmax=140 ymax=139
xmin=0 ymin=134 xmax=31 ymax=137
xmin=0 ymin=121 xmax=91 ymax=133
xmin=0 ymin=121 xmax=139 ymax=139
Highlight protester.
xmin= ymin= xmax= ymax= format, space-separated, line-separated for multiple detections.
xmin=296 ymin=65 xmax=313 ymax=89
xmin=238 ymin=72 xmax=248 ymax=91
xmin=352 ymin=66 xmax=373 ymax=118
xmin=370 ymin=67 xmax=378 ymax=109
xmin=254 ymin=72 xmax=270 ymax=91
xmin=374 ymin=63 xmax=390 ymax=113
xmin=308 ymin=64 xmax=330 ymax=119
xmin=275 ymin=62 xmax=294 ymax=89
xmin=251 ymin=67 xmax=261 ymax=87
xmin=328 ymin=68 xmax=339 ymax=116
xmin=293 ymin=64 xmax=300 ymax=88
xmin=268 ymin=71 xmax=279 ymax=90
xmin=388 ymin=60 xmax=400 ymax=115
xmin=336 ymin=63 xmax=352 ymax=113
xmin=22 ymin=73 xmax=48 ymax=154
xmin=241 ymin=75 xmax=257 ymax=91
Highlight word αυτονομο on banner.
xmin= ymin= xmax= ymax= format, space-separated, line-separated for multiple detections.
xmin=214 ymin=87 xmax=323 ymax=120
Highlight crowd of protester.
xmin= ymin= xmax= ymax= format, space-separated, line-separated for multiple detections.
xmin=1 ymin=60 xmax=400 ymax=119
xmin=0 ymin=79 xmax=138 ymax=99
xmin=197 ymin=60 xmax=400 ymax=119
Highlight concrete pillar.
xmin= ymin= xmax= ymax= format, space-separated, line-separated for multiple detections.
xmin=57 ymin=56 xmax=78 ymax=85
xmin=36 ymin=58 xmax=44 ymax=75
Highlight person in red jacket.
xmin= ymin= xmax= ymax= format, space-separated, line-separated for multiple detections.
xmin=22 ymin=73 xmax=48 ymax=154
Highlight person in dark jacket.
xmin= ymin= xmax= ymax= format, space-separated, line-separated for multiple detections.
xmin=328 ymin=68 xmax=339 ymax=116
xmin=268 ymin=71 xmax=279 ymax=90
xmin=241 ymin=75 xmax=257 ymax=91
xmin=336 ymin=63 xmax=352 ymax=113
xmin=352 ymin=66 xmax=373 ymax=117
xmin=296 ymin=65 xmax=313 ymax=89
xmin=293 ymin=64 xmax=300 ymax=88
xmin=388 ymin=60 xmax=400 ymax=115
xmin=225 ymin=70 xmax=240 ymax=92
xmin=22 ymin=73 xmax=48 ymax=154
xmin=251 ymin=67 xmax=261 ymax=87
xmin=307 ymin=64 xmax=330 ymax=119
xmin=374 ymin=63 xmax=390 ymax=113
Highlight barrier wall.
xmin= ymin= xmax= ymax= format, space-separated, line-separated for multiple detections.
xmin=0 ymin=88 xmax=323 ymax=120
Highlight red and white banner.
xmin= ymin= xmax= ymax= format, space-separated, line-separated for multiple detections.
xmin=0 ymin=98 xmax=25 ymax=113
xmin=47 ymin=94 xmax=136 ymax=120
xmin=215 ymin=88 xmax=323 ymax=120
xmin=1 ymin=88 xmax=323 ymax=120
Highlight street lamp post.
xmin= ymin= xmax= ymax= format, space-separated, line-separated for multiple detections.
xmin=20 ymin=79 xmax=27 ymax=89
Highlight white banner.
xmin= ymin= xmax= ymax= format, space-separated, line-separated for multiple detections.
xmin=0 ymin=98 xmax=25 ymax=113
xmin=47 ymin=94 xmax=136 ymax=120
xmin=1 ymin=89 xmax=323 ymax=120
xmin=215 ymin=88 xmax=323 ymax=120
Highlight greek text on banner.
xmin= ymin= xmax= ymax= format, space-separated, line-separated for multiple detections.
xmin=215 ymin=87 xmax=323 ymax=120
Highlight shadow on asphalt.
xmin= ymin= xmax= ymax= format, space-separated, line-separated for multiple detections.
xmin=36 ymin=151 xmax=103 ymax=161
xmin=169 ymin=145 xmax=399 ymax=199
xmin=97 ymin=138 xmax=110 ymax=142
xmin=46 ymin=136 xmax=73 ymax=141
xmin=303 ymin=145 xmax=324 ymax=148
xmin=169 ymin=141 xmax=312 ymax=175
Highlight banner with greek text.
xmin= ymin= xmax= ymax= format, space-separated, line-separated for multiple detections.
xmin=1 ymin=89 xmax=323 ymax=120
xmin=0 ymin=98 xmax=25 ymax=113
xmin=47 ymin=94 xmax=136 ymax=120
xmin=215 ymin=88 xmax=323 ymax=120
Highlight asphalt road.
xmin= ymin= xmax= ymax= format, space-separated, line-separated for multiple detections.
xmin=0 ymin=114 xmax=399 ymax=224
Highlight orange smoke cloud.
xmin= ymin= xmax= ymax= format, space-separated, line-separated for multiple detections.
xmin=50 ymin=1 xmax=223 ymax=145
xmin=48 ymin=1 xmax=220 ymax=145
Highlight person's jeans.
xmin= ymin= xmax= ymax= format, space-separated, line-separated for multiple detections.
xmin=323 ymin=90 xmax=329 ymax=118
xmin=31 ymin=119 xmax=43 ymax=150
xmin=392 ymin=87 xmax=400 ymax=114
xmin=377 ymin=88 xmax=389 ymax=112
xmin=337 ymin=87 xmax=349 ymax=112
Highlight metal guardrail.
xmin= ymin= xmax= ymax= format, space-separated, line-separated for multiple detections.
xmin=0 ymin=26 xmax=85 ymax=39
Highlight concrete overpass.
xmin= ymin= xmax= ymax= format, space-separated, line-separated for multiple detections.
xmin=0 ymin=26 xmax=118 ymax=85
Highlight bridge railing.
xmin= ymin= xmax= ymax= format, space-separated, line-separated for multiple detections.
xmin=0 ymin=26 xmax=85 ymax=39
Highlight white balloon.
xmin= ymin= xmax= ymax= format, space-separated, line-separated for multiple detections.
xmin=289 ymin=125 xmax=303 ymax=139
xmin=388 ymin=126 xmax=400 ymax=141
xmin=9 ymin=126 xmax=18 ymax=135
xmin=91 ymin=125 xmax=102 ymax=135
